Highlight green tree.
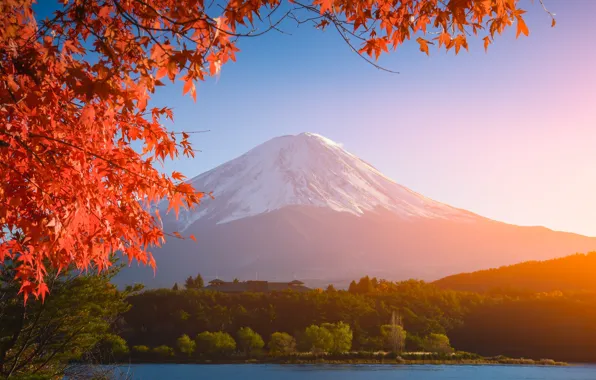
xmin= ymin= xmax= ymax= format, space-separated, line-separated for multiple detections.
xmin=381 ymin=325 xmax=407 ymax=353
xmin=302 ymin=325 xmax=334 ymax=354
xmin=99 ymin=334 xmax=130 ymax=358
xmin=0 ymin=261 xmax=135 ymax=378
xmin=177 ymin=334 xmax=196 ymax=357
xmin=185 ymin=273 xmax=205 ymax=290
xmin=237 ymin=327 xmax=265 ymax=356
xmin=196 ymin=332 xmax=236 ymax=356
xmin=357 ymin=276 xmax=374 ymax=294
xmin=172 ymin=282 xmax=179 ymax=291
xmin=421 ymin=333 xmax=454 ymax=354
xmin=268 ymin=332 xmax=296 ymax=356
xmin=322 ymin=322 xmax=353 ymax=353
xmin=348 ymin=280 xmax=358 ymax=294
xmin=326 ymin=284 xmax=337 ymax=292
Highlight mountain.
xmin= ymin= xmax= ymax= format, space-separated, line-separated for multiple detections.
xmin=117 ymin=133 xmax=596 ymax=287
xmin=171 ymin=132 xmax=479 ymax=228
xmin=433 ymin=252 xmax=596 ymax=293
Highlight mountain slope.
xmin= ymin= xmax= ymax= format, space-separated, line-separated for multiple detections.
xmin=118 ymin=133 xmax=596 ymax=287
xmin=166 ymin=132 xmax=479 ymax=230
xmin=434 ymin=252 xmax=596 ymax=293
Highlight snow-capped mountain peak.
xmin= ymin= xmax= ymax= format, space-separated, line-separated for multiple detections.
xmin=170 ymin=132 xmax=478 ymax=230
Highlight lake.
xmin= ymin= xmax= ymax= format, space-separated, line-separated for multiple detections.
xmin=113 ymin=364 xmax=596 ymax=379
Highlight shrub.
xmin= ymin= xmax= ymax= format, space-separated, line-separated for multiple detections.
xmin=132 ymin=345 xmax=149 ymax=353
xmin=152 ymin=345 xmax=174 ymax=357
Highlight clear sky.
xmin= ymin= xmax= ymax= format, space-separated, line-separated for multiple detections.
xmin=37 ymin=1 xmax=596 ymax=236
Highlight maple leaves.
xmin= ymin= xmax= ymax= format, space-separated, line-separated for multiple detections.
xmin=0 ymin=0 xmax=553 ymax=302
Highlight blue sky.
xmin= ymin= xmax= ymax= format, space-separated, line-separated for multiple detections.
xmin=36 ymin=1 xmax=596 ymax=236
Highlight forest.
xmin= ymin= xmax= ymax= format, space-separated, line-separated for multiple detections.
xmin=118 ymin=263 xmax=596 ymax=363
xmin=434 ymin=252 xmax=596 ymax=293
xmin=4 ymin=255 xmax=596 ymax=377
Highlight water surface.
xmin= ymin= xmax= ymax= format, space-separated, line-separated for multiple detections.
xmin=116 ymin=364 xmax=596 ymax=379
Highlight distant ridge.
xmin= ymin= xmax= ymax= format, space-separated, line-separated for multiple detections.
xmin=433 ymin=252 xmax=596 ymax=293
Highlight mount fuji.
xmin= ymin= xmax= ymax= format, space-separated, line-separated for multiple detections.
xmin=118 ymin=133 xmax=596 ymax=287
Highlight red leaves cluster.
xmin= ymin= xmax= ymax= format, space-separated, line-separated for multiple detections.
xmin=0 ymin=0 xmax=218 ymax=301
xmin=1 ymin=0 xmax=546 ymax=301
xmin=344 ymin=0 xmax=542 ymax=59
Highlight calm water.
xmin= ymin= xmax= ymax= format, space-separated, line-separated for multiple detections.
xmin=113 ymin=364 xmax=596 ymax=380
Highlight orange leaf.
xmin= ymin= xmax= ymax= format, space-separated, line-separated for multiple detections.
xmin=319 ymin=0 xmax=333 ymax=14
xmin=156 ymin=67 xmax=168 ymax=80
xmin=416 ymin=37 xmax=430 ymax=56
xmin=516 ymin=17 xmax=529 ymax=38
xmin=483 ymin=36 xmax=491 ymax=52
xmin=171 ymin=171 xmax=185 ymax=181
xmin=189 ymin=234 xmax=197 ymax=242
xmin=183 ymin=79 xmax=194 ymax=95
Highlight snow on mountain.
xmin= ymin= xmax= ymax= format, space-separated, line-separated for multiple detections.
xmin=167 ymin=132 xmax=479 ymax=231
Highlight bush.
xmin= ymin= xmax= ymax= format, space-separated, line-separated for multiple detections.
xmin=177 ymin=334 xmax=196 ymax=357
xmin=196 ymin=331 xmax=236 ymax=356
xmin=132 ymin=345 xmax=150 ymax=353
xmin=421 ymin=333 xmax=454 ymax=354
xmin=152 ymin=345 xmax=175 ymax=357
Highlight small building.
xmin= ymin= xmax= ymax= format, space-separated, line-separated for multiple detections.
xmin=205 ymin=279 xmax=310 ymax=293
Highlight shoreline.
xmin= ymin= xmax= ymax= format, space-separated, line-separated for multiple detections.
xmin=118 ymin=358 xmax=569 ymax=366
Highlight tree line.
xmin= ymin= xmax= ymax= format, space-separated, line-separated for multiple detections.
xmin=4 ymin=266 xmax=596 ymax=378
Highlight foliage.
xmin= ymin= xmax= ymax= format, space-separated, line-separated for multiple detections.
xmin=116 ymin=272 xmax=596 ymax=362
xmin=152 ymin=345 xmax=174 ymax=357
xmin=132 ymin=345 xmax=150 ymax=353
xmin=122 ymin=279 xmax=472 ymax=353
xmin=302 ymin=325 xmax=334 ymax=354
xmin=195 ymin=332 xmax=236 ymax=356
xmin=184 ymin=274 xmax=204 ymax=290
xmin=176 ymin=334 xmax=196 ymax=357
xmin=321 ymin=322 xmax=353 ymax=353
xmin=0 ymin=262 xmax=133 ymax=378
xmin=349 ymin=276 xmax=374 ymax=294
xmin=236 ymin=327 xmax=264 ymax=355
xmin=0 ymin=0 xmax=549 ymax=301
xmin=380 ymin=325 xmax=407 ymax=353
xmin=268 ymin=332 xmax=296 ymax=355
xmin=421 ymin=333 xmax=454 ymax=354
xmin=98 ymin=334 xmax=130 ymax=357
xmin=434 ymin=253 xmax=596 ymax=293
xmin=172 ymin=283 xmax=179 ymax=291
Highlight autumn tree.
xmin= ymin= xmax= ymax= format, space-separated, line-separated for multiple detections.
xmin=0 ymin=0 xmax=553 ymax=300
